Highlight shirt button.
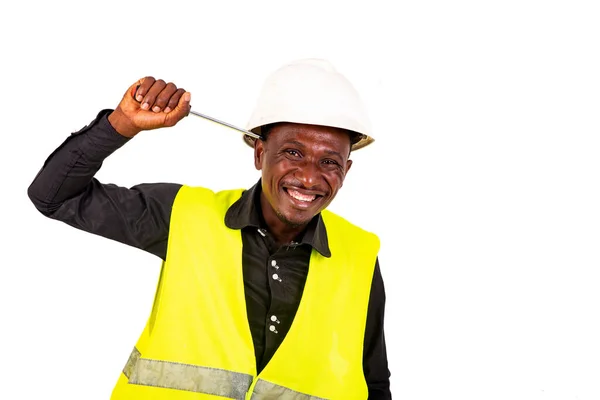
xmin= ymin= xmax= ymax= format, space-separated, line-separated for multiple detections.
xmin=269 ymin=325 xmax=278 ymax=333
xmin=272 ymin=273 xmax=279 ymax=280
xmin=270 ymin=315 xmax=277 ymax=322
xmin=271 ymin=260 xmax=277 ymax=267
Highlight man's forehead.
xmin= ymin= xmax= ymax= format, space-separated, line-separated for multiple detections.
xmin=270 ymin=123 xmax=351 ymax=141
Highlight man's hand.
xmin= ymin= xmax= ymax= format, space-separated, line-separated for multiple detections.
xmin=108 ymin=77 xmax=191 ymax=138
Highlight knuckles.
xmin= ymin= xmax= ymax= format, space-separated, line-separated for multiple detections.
xmin=141 ymin=78 xmax=184 ymax=98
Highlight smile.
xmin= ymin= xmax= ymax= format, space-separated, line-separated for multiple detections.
xmin=287 ymin=189 xmax=317 ymax=202
xmin=283 ymin=187 xmax=324 ymax=208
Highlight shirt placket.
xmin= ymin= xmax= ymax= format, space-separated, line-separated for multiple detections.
xmin=265 ymin=252 xmax=284 ymax=341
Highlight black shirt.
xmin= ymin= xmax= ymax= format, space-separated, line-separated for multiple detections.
xmin=27 ymin=110 xmax=391 ymax=399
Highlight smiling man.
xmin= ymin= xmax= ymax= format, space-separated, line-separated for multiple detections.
xmin=28 ymin=59 xmax=391 ymax=399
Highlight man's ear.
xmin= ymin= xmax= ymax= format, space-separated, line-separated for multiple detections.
xmin=338 ymin=158 xmax=352 ymax=189
xmin=254 ymin=139 xmax=265 ymax=170
xmin=345 ymin=159 xmax=353 ymax=175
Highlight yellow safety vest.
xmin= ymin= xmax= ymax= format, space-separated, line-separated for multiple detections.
xmin=110 ymin=186 xmax=380 ymax=400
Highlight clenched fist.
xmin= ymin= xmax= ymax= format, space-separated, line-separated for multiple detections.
xmin=108 ymin=77 xmax=191 ymax=138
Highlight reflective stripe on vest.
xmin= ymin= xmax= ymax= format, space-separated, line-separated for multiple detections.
xmin=122 ymin=348 xmax=326 ymax=399
xmin=123 ymin=347 xmax=253 ymax=399
xmin=250 ymin=379 xmax=327 ymax=400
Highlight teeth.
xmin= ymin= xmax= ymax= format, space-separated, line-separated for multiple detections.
xmin=288 ymin=189 xmax=316 ymax=202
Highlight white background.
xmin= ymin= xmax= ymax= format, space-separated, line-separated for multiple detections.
xmin=1 ymin=1 xmax=599 ymax=399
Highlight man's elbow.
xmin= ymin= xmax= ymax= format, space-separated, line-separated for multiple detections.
xmin=27 ymin=179 xmax=60 ymax=217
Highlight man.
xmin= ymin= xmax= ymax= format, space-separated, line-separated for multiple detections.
xmin=28 ymin=59 xmax=391 ymax=399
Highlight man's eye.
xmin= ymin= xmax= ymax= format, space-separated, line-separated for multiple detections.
xmin=323 ymin=159 xmax=339 ymax=165
xmin=286 ymin=150 xmax=300 ymax=157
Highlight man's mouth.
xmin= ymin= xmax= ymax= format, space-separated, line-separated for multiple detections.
xmin=283 ymin=187 xmax=323 ymax=206
xmin=287 ymin=188 xmax=316 ymax=202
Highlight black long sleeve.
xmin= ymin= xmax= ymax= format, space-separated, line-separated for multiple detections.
xmin=27 ymin=109 xmax=182 ymax=258
xmin=364 ymin=261 xmax=392 ymax=398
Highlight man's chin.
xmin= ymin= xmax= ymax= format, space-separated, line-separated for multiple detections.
xmin=276 ymin=210 xmax=313 ymax=228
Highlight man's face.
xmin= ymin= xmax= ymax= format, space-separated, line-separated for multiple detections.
xmin=254 ymin=122 xmax=353 ymax=228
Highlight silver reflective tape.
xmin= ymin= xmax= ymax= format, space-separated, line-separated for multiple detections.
xmin=123 ymin=347 xmax=141 ymax=379
xmin=251 ymin=379 xmax=328 ymax=400
xmin=122 ymin=347 xmax=253 ymax=400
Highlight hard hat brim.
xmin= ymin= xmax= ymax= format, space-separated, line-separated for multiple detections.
xmin=242 ymin=126 xmax=375 ymax=152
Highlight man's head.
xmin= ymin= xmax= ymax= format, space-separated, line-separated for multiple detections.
xmin=245 ymin=58 xmax=374 ymax=229
xmin=254 ymin=122 xmax=353 ymax=227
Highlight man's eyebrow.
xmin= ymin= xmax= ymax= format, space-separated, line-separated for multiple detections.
xmin=281 ymin=140 xmax=306 ymax=148
xmin=324 ymin=149 xmax=344 ymax=160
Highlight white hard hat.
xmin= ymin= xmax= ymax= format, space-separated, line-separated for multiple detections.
xmin=244 ymin=58 xmax=374 ymax=151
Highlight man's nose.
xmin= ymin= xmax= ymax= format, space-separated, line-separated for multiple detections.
xmin=294 ymin=160 xmax=321 ymax=189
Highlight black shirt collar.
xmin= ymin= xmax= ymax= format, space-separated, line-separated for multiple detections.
xmin=225 ymin=180 xmax=331 ymax=257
